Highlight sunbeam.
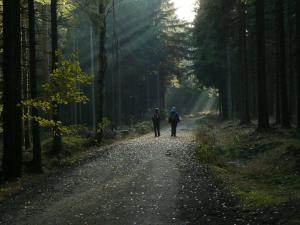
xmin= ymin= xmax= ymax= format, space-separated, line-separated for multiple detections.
xmin=172 ymin=0 xmax=197 ymax=22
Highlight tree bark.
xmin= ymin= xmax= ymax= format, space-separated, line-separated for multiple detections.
xmin=2 ymin=0 xmax=23 ymax=179
xmin=297 ymin=0 xmax=300 ymax=130
xmin=51 ymin=0 xmax=58 ymax=71
xmin=28 ymin=0 xmax=42 ymax=171
xmin=220 ymin=82 xmax=229 ymax=119
xmin=96 ymin=0 xmax=107 ymax=142
xmin=220 ymin=0 xmax=229 ymax=120
xmin=238 ymin=0 xmax=251 ymax=124
xmin=21 ymin=26 xmax=32 ymax=150
xmin=51 ymin=0 xmax=62 ymax=153
xmin=275 ymin=72 xmax=281 ymax=124
xmin=276 ymin=0 xmax=290 ymax=128
xmin=256 ymin=0 xmax=270 ymax=130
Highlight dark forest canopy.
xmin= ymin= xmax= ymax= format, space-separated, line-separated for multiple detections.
xmin=193 ymin=0 xmax=300 ymax=130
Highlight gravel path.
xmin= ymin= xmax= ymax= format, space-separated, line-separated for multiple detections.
xmin=0 ymin=118 xmax=255 ymax=225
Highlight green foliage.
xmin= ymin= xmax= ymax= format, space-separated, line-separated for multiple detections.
xmin=195 ymin=128 xmax=219 ymax=163
xmin=134 ymin=121 xmax=152 ymax=135
xmin=97 ymin=117 xmax=111 ymax=131
xmin=22 ymin=50 xmax=92 ymax=135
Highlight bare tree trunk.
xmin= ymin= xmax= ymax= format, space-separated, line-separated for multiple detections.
xmin=117 ymin=40 xmax=122 ymax=125
xmin=238 ymin=0 xmax=251 ymax=124
xmin=276 ymin=72 xmax=281 ymax=124
xmin=21 ymin=26 xmax=32 ymax=150
xmin=28 ymin=0 xmax=42 ymax=172
xmin=96 ymin=0 xmax=107 ymax=142
xmin=2 ymin=0 xmax=23 ymax=179
xmin=297 ymin=0 xmax=300 ymax=130
xmin=51 ymin=0 xmax=62 ymax=154
xmin=256 ymin=0 xmax=270 ymax=130
xmin=90 ymin=25 xmax=96 ymax=132
xmin=287 ymin=0 xmax=294 ymax=122
xmin=276 ymin=0 xmax=290 ymax=128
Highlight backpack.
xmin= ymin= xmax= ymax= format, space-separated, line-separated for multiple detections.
xmin=169 ymin=112 xmax=179 ymax=122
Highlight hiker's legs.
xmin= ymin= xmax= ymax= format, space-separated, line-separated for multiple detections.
xmin=171 ymin=123 xmax=176 ymax=136
xmin=157 ymin=123 xmax=160 ymax=136
xmin=153 ymin=123 xmax=158 ymax=137
xmin=173 ymin=123 xmax=177 ymax=137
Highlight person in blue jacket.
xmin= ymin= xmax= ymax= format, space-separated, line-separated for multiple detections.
xmin=168 ymin=107 xmax=180 ymax=137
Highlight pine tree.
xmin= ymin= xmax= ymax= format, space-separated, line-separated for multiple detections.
xmin=238 ymin=0 xmax=251 ymax=125
xmin=28 ymin=0 xmax=42 ymax=171
xmin=2 ymin=0 xmax=23 ymax=179
xmin=51 ymin=0 xmax=62 ymax=153
xmin=96 ymin=0 xmax=107 ymax=142
xmin=256 ymin=0 xmax=270 ymax=130
xmin=297 ymin=0 xmax=300 ymax=130
xmin=276 ymin=0 xmax=290 ymax=128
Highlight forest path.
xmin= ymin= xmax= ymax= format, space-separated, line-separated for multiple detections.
xmin=0 ymin=117 xmax=252 ymax=225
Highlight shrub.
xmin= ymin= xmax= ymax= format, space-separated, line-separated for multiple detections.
xmin=134 ymin=121 xmax=152 ymax=134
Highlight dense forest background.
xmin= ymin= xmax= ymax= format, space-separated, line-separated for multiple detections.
xmin=1 ymin=0 xmax=300 ymax=181
xmin=0 ymin=0 xmax=207 ymax=179
xmin=194 ymin=0 xmax=300 ymax=129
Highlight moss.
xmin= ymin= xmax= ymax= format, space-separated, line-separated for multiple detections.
xmin=195 ymin=119 xmax=300 ymax=211
xmin=237 ymin=190 xmax=287 ymax=208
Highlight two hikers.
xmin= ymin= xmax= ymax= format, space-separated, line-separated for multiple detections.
xmin=152 ymin=107 xmax=180 ymax=137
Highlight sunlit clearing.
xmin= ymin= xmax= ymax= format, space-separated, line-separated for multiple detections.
xmin=172 ymin=0 xmax=197 ymax=22
xmin=189 ymin=92 xmax=218 ymax=115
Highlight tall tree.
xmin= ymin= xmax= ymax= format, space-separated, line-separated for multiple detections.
xmin=96 ymin=0 xmax=107 ymax=142
xmin=238 ymin=0 xmax=251 ymax=124
xmin=28 ymin=0 xmax=42 ymax=171
xmin=220 ymin=0 xmax=230 ymax=119
xmin=276 ymin=0 xmax=290 ymax=128
xmin=297 ymin=0 xmax=300 ymax=130
xmin=51 ymin=0 xmax=62 ymax=153
xmin=256 ymin=0 xmax=269 ymax=130
xmin=2 ymin=0 xmax=23 ymax=178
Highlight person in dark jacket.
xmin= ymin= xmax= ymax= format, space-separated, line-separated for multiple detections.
xmin=152 ymin=108 xmax=161 ymax=137
xmin=168 ymin=107 xmax=180 ymax=137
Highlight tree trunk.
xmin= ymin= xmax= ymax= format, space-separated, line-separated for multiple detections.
xmin=287 ymin=0 xmax=294 ymax=122
xmin=21 ymin=26 xmax=31 ymax=150
xmin=256 ymin=0 xmax=270 ymax=130
xmin=117 ymin=40 xmax=122 ymax=125
xmin=51 ymin=0 xmax=58 ymax=70
xmin=51 ymin=0 xmax=62 ymax=153
xmin=221 ymin=81 xmax=229 ymax=119
xmin=90 ymin=25 xmax=96 ymax=133
xmin=220 ymin=0 xmax=229 ymax=120
xmin=96 ymin=0 xmax=107 ymax=142
xmin=276 ymin=0 xmax=290 ymax=128
xmin=2 ymin=0 xmax=23 ymax=179
xmin=276 ymin=72 xmax=281 ymax=124
xmin=28 ymin=0 xmax=42 ymax=172
xmin=238 ymin=0 xmax=251 ymax=124
xmin=297 ymin=0 xmax=300 ymax=130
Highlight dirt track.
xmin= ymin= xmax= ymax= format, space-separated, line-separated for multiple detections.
xmin=0 ymin=118 xmax=258 ymax=225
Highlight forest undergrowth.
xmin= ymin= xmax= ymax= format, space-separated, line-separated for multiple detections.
xmin=195 ymin=115 xmax=300 ymax=224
